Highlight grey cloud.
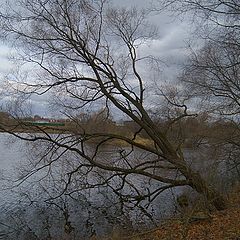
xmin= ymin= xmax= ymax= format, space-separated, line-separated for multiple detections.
xmin=0 ymin=45 xmax=15 ymax=74
xmin=0 ymin=0 xmax=194 ymax=115
xmin=110 ymin=0 xmax=193 ymax=81
xmin=111 ymin=0 xmax=152 ymax=8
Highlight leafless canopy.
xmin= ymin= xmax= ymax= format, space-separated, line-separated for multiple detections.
xmin=0 ymin=0 xmax=227 ymax=210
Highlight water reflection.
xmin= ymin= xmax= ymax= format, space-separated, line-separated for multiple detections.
xmin=0 ymin=132 xmax=236 ymax=239
xmin=0 ymin=133 xmax=183 ymax=239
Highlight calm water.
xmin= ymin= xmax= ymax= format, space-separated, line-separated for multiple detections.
xmin=0 ymin=133 xmax=182 ymax=239
xmin=0 ymin=132 xmax=235 ymax=239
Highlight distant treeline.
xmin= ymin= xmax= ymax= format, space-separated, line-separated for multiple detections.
xmin=0 ymin=110 xmax=237 ymax=149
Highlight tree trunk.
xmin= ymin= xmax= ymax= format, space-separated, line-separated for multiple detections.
xmin=146 ymin=121 xmax=228 ymax=210
xmin=187 ymin=170 xmax=227 ymax=210
xmin=149 ymin=126 xmax=228 ymax=211
xmin=162 ymin=147 xmax=228 ymax=211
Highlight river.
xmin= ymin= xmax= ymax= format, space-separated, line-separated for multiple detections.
xmin=0 ymin=132 xmax=236 ymax=239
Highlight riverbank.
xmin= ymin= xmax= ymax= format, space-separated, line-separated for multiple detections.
xmin=100 ymin=185 xmax=240 ymax=240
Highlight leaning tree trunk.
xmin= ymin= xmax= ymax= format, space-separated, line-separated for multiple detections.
xmin=179 ymin=164 xmax=227 ymax=210
xmin=190 ymin=172 xmax=227 ymax=210
xmin=139 ymin=117 xmax=228 ymax=211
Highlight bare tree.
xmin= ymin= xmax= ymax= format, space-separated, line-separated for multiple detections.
xmin=155 ymin=0 xmax=240 ymax=188
xmin=182 ymin=37 xmax=240 ymax=116
xmin=155 ymin=0 xmax=240 ymax=116
xmin=157 ymin=0 xmax=240 ymax=29
xmin=0 ymin=0 xmax=227 ymax=211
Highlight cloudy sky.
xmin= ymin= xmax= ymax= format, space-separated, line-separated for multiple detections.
xmin=0 ymin=0 xmax=194 ymax=117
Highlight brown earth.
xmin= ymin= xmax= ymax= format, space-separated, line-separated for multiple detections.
xmin=100 ymin=185 xmax=240 ymax=240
